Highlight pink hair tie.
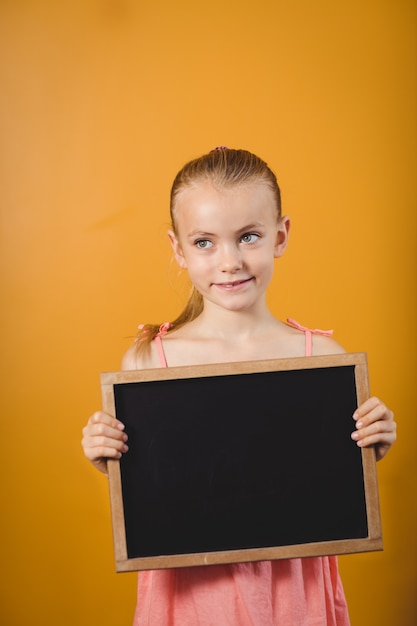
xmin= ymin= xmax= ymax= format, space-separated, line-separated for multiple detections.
xmin=210 ymin=146 xmax=229 ymax=152
xmin=136 ymin=324 xmax=150 ymax=343
xmin=137 ymin=324 xmax=150 ymax=333
xmin=157 ymin=322 xmax=173 ymax=337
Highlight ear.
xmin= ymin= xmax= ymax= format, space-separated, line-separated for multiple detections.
xmin=168 ymin=229 xmax=188 ymax=269
xmin=274 ymin=216 xmax=291 ymax=259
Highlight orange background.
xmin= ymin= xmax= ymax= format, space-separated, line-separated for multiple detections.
xmin=1 ymin=1 xmax=416 ymax=624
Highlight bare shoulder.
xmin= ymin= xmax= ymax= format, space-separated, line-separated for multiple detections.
xmin=121 ymin=342 xmax=161 ymax=371
xmin=312 ymin=334 xmax=346 ymax=356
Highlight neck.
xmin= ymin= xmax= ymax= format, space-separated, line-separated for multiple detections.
xmin=190 ymin=300 xmax=279 ymax=340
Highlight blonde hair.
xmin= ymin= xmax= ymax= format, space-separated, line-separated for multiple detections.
xmin=136 ymin=148 xmax=281 ymax=351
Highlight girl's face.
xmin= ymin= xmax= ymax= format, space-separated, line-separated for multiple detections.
xmin=169 ymin=180 xmax=290 ymax=314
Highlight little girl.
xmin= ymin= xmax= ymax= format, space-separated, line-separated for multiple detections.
xmin=82 ymin=147 xmax=396 ymax=626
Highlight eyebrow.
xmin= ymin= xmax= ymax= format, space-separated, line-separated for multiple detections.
xmin=186 ymin=223 xmax=266 ymax=239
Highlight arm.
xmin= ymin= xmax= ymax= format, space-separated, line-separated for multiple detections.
xmin=351 ymin=397 xmax=396 ymax=461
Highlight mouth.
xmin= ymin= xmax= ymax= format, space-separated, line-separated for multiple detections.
xmin=213 ymin=277 xmax=253 ymax=290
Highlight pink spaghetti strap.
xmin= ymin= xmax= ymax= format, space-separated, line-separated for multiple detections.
xmin=154 ymin=335 xmax=168 ymax=368
xmin=154 ymin=322 xmax=173 ymax=368
xmin=286 ymin=318 xmax=333 ymax=357
xmin=151 ymin=319 xmax=331 ymax=365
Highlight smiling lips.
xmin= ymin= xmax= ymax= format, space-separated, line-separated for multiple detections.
xmin=213 ymin=277 xmax=253 ymax=290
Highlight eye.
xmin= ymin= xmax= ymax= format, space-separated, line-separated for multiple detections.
xmin=195 ymin=239 xmax=213 ymax=249
xmin=240 ymin=233 xmax=259 ymax=244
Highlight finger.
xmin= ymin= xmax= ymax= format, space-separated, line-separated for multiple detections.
xmin=353 ymin=396 xmax=382 ymax=420
xmin=83 ymin=421 xmax=128 ymax=442
xmin=83 ymin=415 xmax=127 ymax=443
xmin=351 ymin=430 xmax=396 ymax=451
xmin=353 ymin=399 xmax=393 ymax=428
xmin=88 ymin=411 xmax=125 ymax=431
xmin=84 ymin=442 xmax=129 ymax=462
xmin=82 ymin=432 xmax=129 ymax=454
xmin=352 ymin=416 xmax=391 ymax=439
xmin=351 ymin=417 xmax=397 ymax=446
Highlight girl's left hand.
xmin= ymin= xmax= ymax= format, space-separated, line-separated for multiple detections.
xmin=351 ymin=397 xmax=396 ymax=461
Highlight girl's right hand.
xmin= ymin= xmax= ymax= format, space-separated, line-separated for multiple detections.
xmin=81 ymin=411 xmax=129 ymax=474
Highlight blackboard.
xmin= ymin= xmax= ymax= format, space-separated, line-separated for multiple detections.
xmin=101 ymin=353 xmax=382 ymax=572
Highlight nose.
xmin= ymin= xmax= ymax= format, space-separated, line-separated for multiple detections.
xmin=217 ymin=244 xmax=243 ymax=273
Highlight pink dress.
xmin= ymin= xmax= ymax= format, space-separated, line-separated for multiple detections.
xmin=132 ymin=320 xmax=350 ymax=626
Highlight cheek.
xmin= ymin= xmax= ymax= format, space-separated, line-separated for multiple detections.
xmin=251 ymin=250 xmax=276 ymax=281
xmin=179 ymin=249 xmax=208 ymax=276
xmin=185 ymin=255 xmax=210 ymax=275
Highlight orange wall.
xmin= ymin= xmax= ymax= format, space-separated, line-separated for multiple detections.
xmin=1 ymin=1 xmax=416 ymax=624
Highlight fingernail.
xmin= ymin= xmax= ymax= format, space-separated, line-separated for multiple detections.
xmin=117 ymin=423 xmax=125 ymax=430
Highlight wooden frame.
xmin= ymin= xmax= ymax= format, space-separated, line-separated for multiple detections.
xmin=101 ymin=353 xmax=382 ymax=572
